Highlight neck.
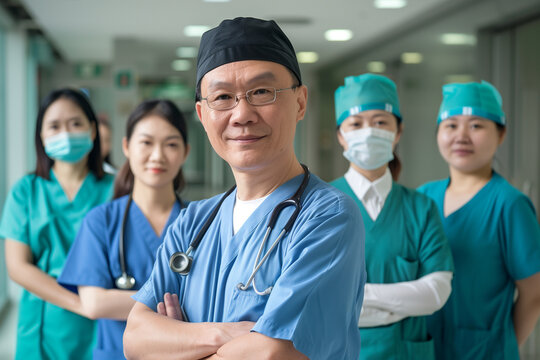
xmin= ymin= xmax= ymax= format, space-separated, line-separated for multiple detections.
xmin=233 ymin=158 xmax=303 ymax=200
xmin=132 ymin=181 xmax=176 ymax=214
xmin=351 ymin=163 xmax=387 ymax=182
xmin=448 ymin=163 xmax=493 ymax=193
xmin=52 ymin=160 xmax=89 ymax=183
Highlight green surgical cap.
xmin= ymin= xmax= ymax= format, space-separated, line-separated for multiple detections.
xmin=437 ymin=81 xmax=506 ymax=125
xmin=334 ymin=73 xmax=401 ymax=126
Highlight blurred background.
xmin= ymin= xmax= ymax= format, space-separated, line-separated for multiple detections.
xmin=0 ymin=0 xmax=539 ymax=358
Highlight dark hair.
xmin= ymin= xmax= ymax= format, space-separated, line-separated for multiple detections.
xmin=97 ymin=115 xmax=113 ymax=166
xmin=113 ymin=100 xmax=189 ymax=199
xmin=34 ymin=88 xmax=104 ymax=180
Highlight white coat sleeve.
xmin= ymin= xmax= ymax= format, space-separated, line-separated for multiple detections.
xmin=361 ymin=271 xmax=453 ymax=317
xmin=358 ymin=305 xmax=407 ymax=327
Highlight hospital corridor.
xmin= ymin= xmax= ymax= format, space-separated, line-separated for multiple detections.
xmin=1 ymin=0 xmax=540 ymax=359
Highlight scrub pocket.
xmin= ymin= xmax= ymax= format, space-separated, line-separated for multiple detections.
xmin=394 ymin=256 xmax=419 ymax=281
xmin=402 ymin=338 xmax=435 ymax=360
xmin=227 ymin=286 xmax=268 ymax=322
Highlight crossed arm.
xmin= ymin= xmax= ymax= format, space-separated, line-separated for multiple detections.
xmin=123 ymin=293 xmax=308 ymax=360
xmin=514 ymin=272 xmax=540 ymax=346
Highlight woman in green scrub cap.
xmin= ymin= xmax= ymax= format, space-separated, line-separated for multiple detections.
xmin=0 ymin=88 xmax=114 ymax=360
xmin=331 ymin=73 xmax=454 ymax=360
xmin=418 ymin=81 xmax=540 ymax=360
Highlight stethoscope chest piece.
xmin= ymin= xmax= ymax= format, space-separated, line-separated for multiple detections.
xmin=169 ymin=249 xmax=193 ymax=275
xmin=116 ymin=272 xmax=136 ymax=290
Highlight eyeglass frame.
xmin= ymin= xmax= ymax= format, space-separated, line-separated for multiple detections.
xmin=200 ymin=85 xmax=298 ymax=111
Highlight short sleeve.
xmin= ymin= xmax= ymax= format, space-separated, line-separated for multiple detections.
xmin=501 ymin=195 xmax=540 ymax=280
xmin=417 ymin=197 xmax=454 ymax=277
xmin=58 ymin=205 xmax=115 ymax=292
xmin=252 ymin=197 xmax=365 ymax=360
xmin=132 ymin=217 xmax=183 ymax=310
xmin=0 ymin=177 xmax=31 ymax=244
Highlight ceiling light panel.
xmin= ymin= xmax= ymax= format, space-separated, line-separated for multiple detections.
xmin=374 ymin=0 xmax=407 ymax=9
xmin=172 ymin=59 xmax=192 ymax=71
xmin=297 ymin=52 xmax=319 ymax=63
xmin=325 ymin=29 xmax=353 ymax=42
xmin=401 ymin=52 xmax=423 ymax=64
xmin=184 ymin=25 xmax=210 ymax=37
xmin=367 ymin=61 xmax=386 ymax=73
xmin=440 ymin=33 xmax=477 ymax=45
xmin=176 ymin=47 xmax=198 ymax=58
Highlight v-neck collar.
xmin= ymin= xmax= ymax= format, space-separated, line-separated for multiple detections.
xmin=50 ymin=168 xmax=94 ymax=205
xmin=441 ymin=173 xmax=497 ymax=219
xmin=219 ymin=173 xmax=307 ymax=270
xmin=130 ymin=197 xmax=182 ymax=239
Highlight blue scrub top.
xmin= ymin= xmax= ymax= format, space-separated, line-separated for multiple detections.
xmin=134 ymin=174 xmax=366 ymax=360
xmin=418 ymin=172 xmax=540 ymax=360
xmin=58 ymin=195 xmax=183 ymax=360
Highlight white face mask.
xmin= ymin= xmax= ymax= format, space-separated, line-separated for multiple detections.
xmin=340 ymin=127 xmax=396 ymax=170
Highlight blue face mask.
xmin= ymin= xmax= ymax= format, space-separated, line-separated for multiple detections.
xmin=44 ymin=131 xmax=94 ymax=163
xmin=340 ymin=127 xmax=395 ymax=170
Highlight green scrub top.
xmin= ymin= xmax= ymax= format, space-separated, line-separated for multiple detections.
xmin=0 ymin=169 xmax=114 ymax=360
xmin=331 ymin=178 xmax=454 ymax=360
xmin=418 ymin=172 xmax=540 ymax=360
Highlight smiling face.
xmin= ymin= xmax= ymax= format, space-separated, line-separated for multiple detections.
xmin=196 ymin=60 xmax=307 ymax=173
xmin=123 ymin=115 xmax=189 ymax=191
xmin=41 ymin=98 xmax=96 ymax=143
xmin=437 ymin=115 xmax=505 ymax=174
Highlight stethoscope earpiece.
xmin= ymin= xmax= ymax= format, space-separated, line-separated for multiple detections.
xmin=115 ymin=273 xmax=136 ymax=290
xmin=169 ymin=251 xmax=193 ymax=275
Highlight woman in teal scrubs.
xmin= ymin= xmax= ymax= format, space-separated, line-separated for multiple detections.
xmin=331 ymin=74 xmax=454 ymax=360
xmin=418 ymin=81 xmax=540 ymax=359
xmin=59 ymin=99 xmax=190 ymax=359
xmin=0 ymin=88 xmax=114 ymax=360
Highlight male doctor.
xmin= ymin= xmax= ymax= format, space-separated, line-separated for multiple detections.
xmin=124 ymin=17 xmax=366 ymax=360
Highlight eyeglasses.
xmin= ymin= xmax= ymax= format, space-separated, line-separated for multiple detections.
xmin=201 ymin=86 xmax=297 ymax=111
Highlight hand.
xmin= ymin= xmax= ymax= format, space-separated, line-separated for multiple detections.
xmin=157 ymin=292 xmax=183 ymax=321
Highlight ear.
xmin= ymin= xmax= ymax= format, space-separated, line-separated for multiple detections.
xmin=295 ymin=85 xmax=308 ymax=123
xmin=393 ymin=122 xmax=404 ymax=149
xmin=195 ymin=101 xmax=209 ymax=134
xmin=122 ymin=137 xmax=129 ymax=158
xmin=337 ymin=128 xmax=348 ymax=150
xmin=497 ymin=126 xmax=506 ymax=146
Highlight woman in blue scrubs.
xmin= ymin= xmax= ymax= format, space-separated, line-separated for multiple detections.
xmin=418 ymin=81 xmax=540 ymax=359
xmin=331 ymin=74 xmax=454 ymax=360
xmin=0 ymin=88 xmax=114 ymax=360
xmin=58 ymin=99 xmax=190 ymax=359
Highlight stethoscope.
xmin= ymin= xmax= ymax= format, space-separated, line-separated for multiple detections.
xmin=169 ymin=164 xmax=310 ymax=296
xmin=115 ymin=193 xmax=183 ymax=290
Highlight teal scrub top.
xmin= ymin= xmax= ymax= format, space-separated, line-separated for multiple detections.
xmin=418 ymin=172 xmax=540 ymax=360
xmin=0 ymin=170 xmax=114 ymax=360
xmin=331 ymin=178 xmax=454 ymax=360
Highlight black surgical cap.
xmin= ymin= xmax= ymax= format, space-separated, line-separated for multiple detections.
xmin=196 ymin=17 xmax=302 ymax=90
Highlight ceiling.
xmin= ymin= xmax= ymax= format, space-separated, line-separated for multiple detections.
xmin=20 ymin=0 xmax=453 ymax=67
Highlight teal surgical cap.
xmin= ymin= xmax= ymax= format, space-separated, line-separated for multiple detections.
xmin=437 ymin=80 xmax=506 ymax=125
xmin=334 ymin=73 xmax=401 ymax=126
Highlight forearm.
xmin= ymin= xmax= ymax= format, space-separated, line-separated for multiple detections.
xmin=8 ymin=260 xmax=83 ymax=315
xmin=78 ymin=286 xmax=136 ymax=320
xmin=214 ymin=332 xmax=308 ymax=360
xmin=513 ymin=273 xmax=540 ymax=346
xmin=362 ymin=271 xmax=452 ymax=316
xmin=124 ymin=303 xmax=247 ymax=360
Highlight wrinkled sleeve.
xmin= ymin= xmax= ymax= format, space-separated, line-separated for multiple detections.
xmin=0 ymin=178 xmax=30 ymax=244
xmin=502 ymin=195 xmax=540 ymax=280
xmin=133 ymin=214 xmax=185 ymax=310
xmin=58 ymin=206 xmax=113 ymax=293
xmin=252 ymin=196 xmax=366 ymax=360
